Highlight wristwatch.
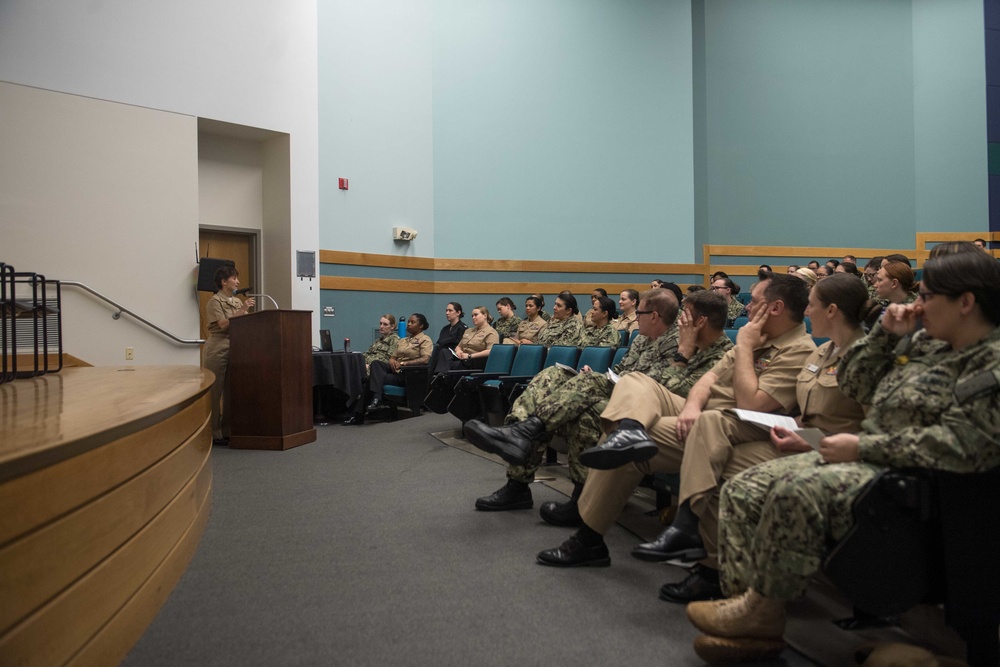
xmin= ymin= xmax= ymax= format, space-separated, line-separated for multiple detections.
xmin=673 ymin=352 xmax=689 ymax=364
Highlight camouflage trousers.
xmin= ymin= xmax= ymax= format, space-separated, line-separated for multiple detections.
xmin=718 ymin=451 xmax=880 ymax=600
xmin=505 ymin=366 xmax=614 ymax=485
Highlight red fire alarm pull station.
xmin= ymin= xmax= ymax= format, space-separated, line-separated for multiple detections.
xmin=339 ymin=178 xmax=349 ymax=190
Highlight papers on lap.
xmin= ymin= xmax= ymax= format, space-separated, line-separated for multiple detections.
xmin=727 ymin=409 xmax=825 ymax=450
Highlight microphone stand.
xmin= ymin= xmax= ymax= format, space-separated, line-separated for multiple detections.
xmin=248 ymin=293 xmax=280 ymax=310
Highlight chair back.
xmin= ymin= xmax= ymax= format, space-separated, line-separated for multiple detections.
xmin=509 ymin=345 xmax=544 ymax=376
xmin=577 ymin=346 xmax=613 ymax=373
xmin=802 ymin=316 xmax=812 ymax=333
xmin=733 ymin=316 xmax=749 ymax=329
xmin=611 ymin=346 xmax=628 ymax=369
xmin=627 ymin=329 xmax=640 ymax=346
xmin=542 ymin=345 xmax=579 ymax=370
xmin=725 ymin=329 xmax=738 ymax=344
xmin=618 ymin=330 xmax=630 ymax=347
xmin=482 ymin=344 xmax=516 ymax=374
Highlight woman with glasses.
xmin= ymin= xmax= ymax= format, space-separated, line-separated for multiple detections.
xmin=684 ymin=247 xmax=1000 ymax=664
xmin=711 ymin=277 xmax=745 ymax=327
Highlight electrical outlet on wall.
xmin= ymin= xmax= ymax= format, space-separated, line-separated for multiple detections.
xmin=125 ymin=347 xmax=134 ymax=361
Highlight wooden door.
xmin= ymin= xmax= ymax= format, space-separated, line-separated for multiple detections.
xmin=198 ymin=230 xmax=256 ymax=360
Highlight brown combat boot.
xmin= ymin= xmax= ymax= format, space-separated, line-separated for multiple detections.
xmin=693 ymin=635 xmax=788 ymax=665
xmin=686 ymin=588 xmax=786 ymax=639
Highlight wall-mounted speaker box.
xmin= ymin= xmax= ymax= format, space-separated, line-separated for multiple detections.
xmin=197 ymin=258 xmax=236 ymax=292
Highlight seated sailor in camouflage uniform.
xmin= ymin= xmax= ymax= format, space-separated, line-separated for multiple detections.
xmin=686 ymin=248 xmax=1000 ymax=665
xmin=535 ymin=275 xmax=815 ymax=569
xmin=362 ymin=314 xmax=400 ymax=374
xmin=534 ymin=291 xmax=583 ymax=348
xmin=579 ymin=295 xmax=619 ymax=349
xmin=465 ymin=288 xmax=731 ymax=527
xmin=493 ymin=297 xmax=521 ymax=343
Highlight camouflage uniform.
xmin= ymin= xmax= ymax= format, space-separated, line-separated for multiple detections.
xmin=580 ymin=323 xmax=619 ymax=349
xmin=494 ymin=315 xmax=521 ymax=342
xmin=363 ymin=332 xmax=399 ymax=367
xmin=535 ymin=315 xmax=583 ymax=348
xmin=505 ymin=330 xmax=729 ymax=486
xmin=719 ymin=324 xmax=1000 ymax=600
xmin=725 ymin=298 xmax=746 ymax=327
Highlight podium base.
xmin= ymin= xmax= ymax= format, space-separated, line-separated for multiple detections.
xmin=229 ymin=428 xmax=317 ymax=451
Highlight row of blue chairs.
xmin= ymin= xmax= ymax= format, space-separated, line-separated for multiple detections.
xmin=424 ymin=344 xmax=626 ymax=425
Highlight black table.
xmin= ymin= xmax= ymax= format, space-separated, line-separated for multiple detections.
xmin=312 ymin=351 xmax=366 ymax=423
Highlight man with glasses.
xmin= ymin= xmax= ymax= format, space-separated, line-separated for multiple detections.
xmin=711 ymin=277 xmax=745 ymax=327
xmin=466 ymin=287 xmax=732 ymax=526
xmin=536 ymin=274 xmax=815 ymax=573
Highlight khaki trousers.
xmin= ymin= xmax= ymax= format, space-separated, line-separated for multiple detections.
xmin=578 ymin=373 xmax=785 ymax=568
xmin=203 ymin=335 xmax=230 ymax=440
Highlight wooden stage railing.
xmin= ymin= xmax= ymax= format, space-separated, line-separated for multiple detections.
xmin=0 ymin=366 xmax=214 ymax=666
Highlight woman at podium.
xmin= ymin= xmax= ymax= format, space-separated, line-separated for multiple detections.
xmin=203 ymin=266 xmax=255 ymax=446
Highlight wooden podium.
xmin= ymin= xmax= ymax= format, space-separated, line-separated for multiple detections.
xmin=228 ymin=309 xmax=317 ymax=450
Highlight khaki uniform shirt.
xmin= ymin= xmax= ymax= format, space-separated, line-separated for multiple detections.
xmin=516 ymin=316 xmax=546 ymax=343
xmin=796 ymin=334 xmax=866 ymax=434
xmin=614 ymin=311 xmax=638 ymax=333
xmin=205 ymin=290 xmax=244 ymax=338
xmin=458 ymin=326 xmax=499 ymax=354
xmin=704 ymin=323 xmax=816 ymax=412
xmin=394 ymin=332 xmax=433 ymax=365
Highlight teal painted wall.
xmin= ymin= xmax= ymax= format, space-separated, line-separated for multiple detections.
xmin=317 ymin=0 xmax=989 ymax=344
xmin=431 ymin=0 xmax=694 ymax=262
xmin=699 ymin=0 xmax=917 ymax=249
xmin=912 ymin=0 xmax=987 ymax=233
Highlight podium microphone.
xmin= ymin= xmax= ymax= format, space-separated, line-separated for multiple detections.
xmin=249 ymin=293 xmax=280 ymax=310
xmin=235 ymin=287 xmax=253 ymax=296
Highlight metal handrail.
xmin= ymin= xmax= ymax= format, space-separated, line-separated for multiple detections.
xmin=61 ymin=281 xmax=205 ymax=345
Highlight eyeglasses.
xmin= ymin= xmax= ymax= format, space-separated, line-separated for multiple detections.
xmin=635 ymin=309 xmax=655 ymax=317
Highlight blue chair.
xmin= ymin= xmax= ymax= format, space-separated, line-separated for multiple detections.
xmin=812 ymin=336 xmax=830 ymax=347
xmin=733 ymin=316 xmax=749 ymax=329
xmin=576 ymin=346 xmax=614 ymax=373
xmin=478 ymin=345 xmax=546 ymax=424
xmin=628 ymin=329 xmax=640 ymax=346
xmin=725 ymin=329 xmax=739 ymax=344
xmin=618 ymin=329 xmax=630 ymax=348
xmin=610 ymin=346 xmax=628 ymax=369
xmin=736 ymin=292 xmax=752 ymax=306
xmin=803 ymin=316 xmax=812 ymax=333
xmin=424 ymin=344 xmax=516 ymax=414
xmin=383 ymin=345 xmax=438 ymax=417
xmin=541 ymin=345 xmax=579 ymax=370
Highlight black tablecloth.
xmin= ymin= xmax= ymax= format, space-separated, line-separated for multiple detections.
xmin=312 ymin=352 xmax=366 ymax=420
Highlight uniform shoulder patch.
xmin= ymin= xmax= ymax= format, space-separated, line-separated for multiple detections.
xmin=954 ymin=368 xmax=1000 ymax=403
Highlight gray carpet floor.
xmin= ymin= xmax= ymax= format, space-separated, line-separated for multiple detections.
xmin=123 ymin=412 xmax=817 ymax=666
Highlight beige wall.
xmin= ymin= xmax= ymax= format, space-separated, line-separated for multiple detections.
xmin=1 ymin=82 xmax=202 ymax=366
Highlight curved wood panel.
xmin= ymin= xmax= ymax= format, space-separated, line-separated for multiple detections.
xmin=0 ymin=366 xmax=213 ymax=667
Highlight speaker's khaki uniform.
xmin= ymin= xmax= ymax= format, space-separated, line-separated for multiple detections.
xmin=203 ymin=290 xmax=246 ymax=440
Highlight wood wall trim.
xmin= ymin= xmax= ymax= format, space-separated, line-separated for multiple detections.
xmin=320 ymin=276 xmax=700 ymax=294
xmin=320 ymin=249 xmax=704 ymax=275
xmin=704 ymin=244 xmax=917 ymax=258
